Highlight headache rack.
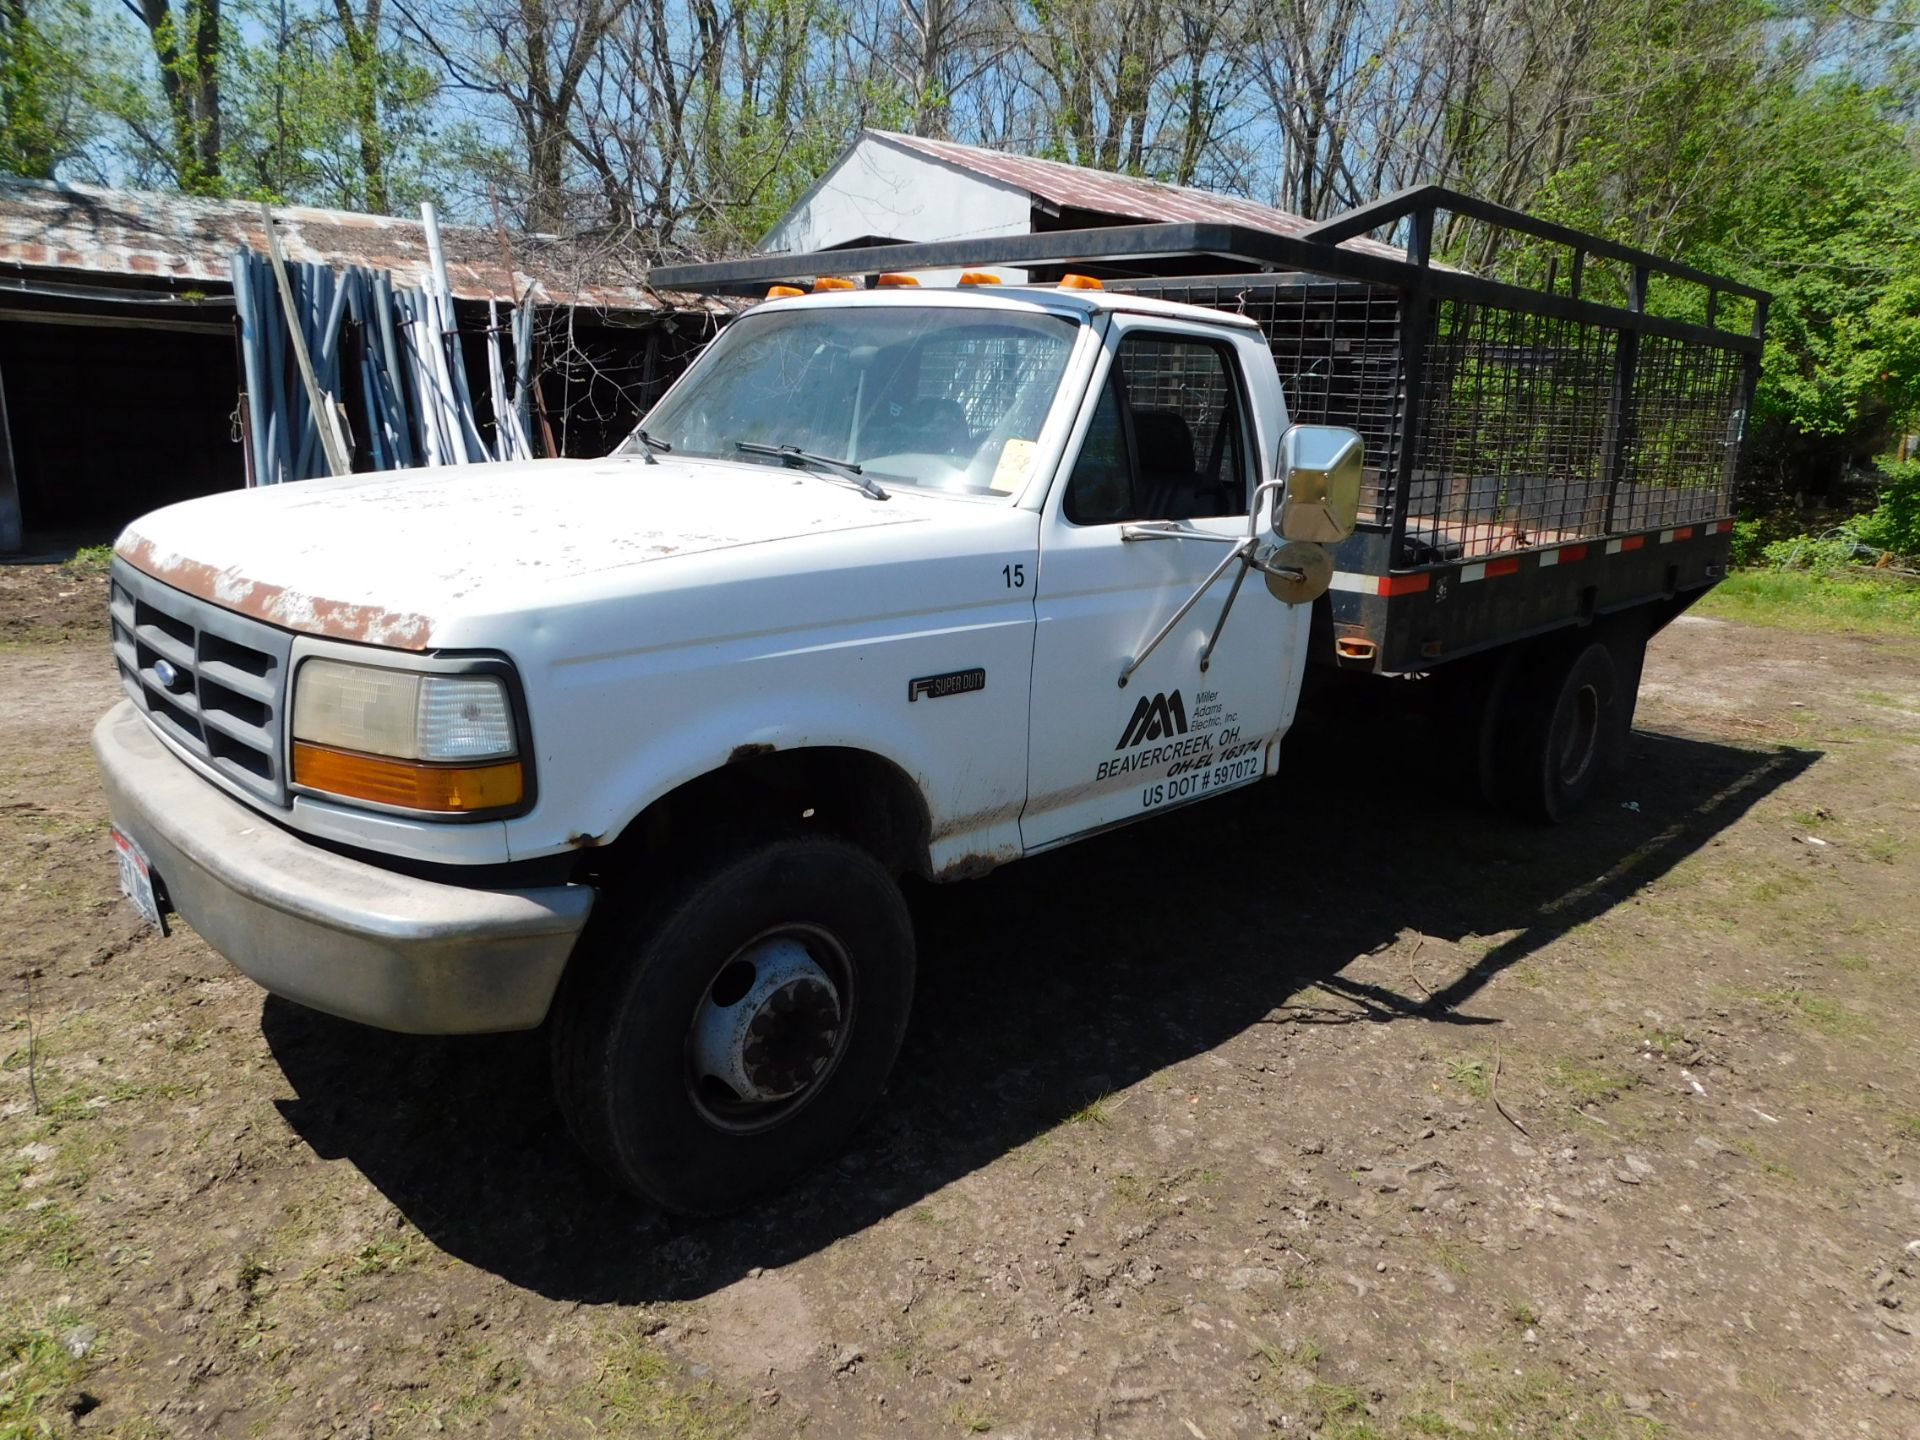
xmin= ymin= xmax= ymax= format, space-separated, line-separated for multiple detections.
xmin=651 ymin=187 xmax=1768 ymax=674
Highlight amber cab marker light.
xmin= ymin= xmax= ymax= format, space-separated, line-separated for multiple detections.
xmin=1059 ymin=273 xmax=1104 ymax=290
xmin=766 ymin=284 xmax=805 ymax=299
xmin=812 ymin=276 xmax=857 ymax=292
xmin=876 ymin=273 xmax=920 ymax=287
xmin=958 ymin=271 xmax=1002 ymax=286
xmin=293 ymin=741 xmax=524 ymax=813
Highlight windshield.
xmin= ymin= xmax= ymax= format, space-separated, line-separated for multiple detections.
xmin=625 ymin=304 xmax=1082 ymax=495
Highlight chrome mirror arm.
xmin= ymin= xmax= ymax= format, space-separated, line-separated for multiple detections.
xmin=1118 ymin=536 xmax=1255 ymax=686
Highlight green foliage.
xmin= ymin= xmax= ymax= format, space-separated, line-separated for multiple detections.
xmin=1697 ymin=568 xmax=1920 ymax=634
xmin=1760 ymin=529 xmax=1872 ymax=572
xmin=0 ymin=0 xmax=107 ymax=176
xmin=1730 ymin=518 xmax=1766 ymax=566
xmin=221 ymin=0 xmax=438 ymax=211
xmin=1853 ymin=460 xmax=1920 ymax=560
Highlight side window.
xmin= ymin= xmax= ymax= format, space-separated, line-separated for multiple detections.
xmin=1064 ymin=334 xmax=1250 ymax=526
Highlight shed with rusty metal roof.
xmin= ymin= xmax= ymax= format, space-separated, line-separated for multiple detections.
xmin=0 ymin=177 xmax=723 ymax=553
xmin=762 ymin=130 xmax=1407 ymax=282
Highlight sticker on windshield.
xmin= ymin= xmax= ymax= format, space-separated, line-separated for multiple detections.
xmin=990 ymin=438 xmax=1038 ymax=494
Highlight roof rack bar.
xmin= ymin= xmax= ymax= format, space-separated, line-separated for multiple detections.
xmin=1301 ymin=184 xmax=1769 ymax=311
xmin=650 ymin=210 xmax=1766 ymax=354
xmin=650 ymin=222 xmax=1414 ymax=294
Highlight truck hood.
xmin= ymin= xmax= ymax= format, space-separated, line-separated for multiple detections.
xmin=115 ymin=457 xmax=930 ymax=649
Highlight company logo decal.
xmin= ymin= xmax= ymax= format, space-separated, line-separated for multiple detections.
xmin=1115 ymin=690 xmax=1187 ymax=749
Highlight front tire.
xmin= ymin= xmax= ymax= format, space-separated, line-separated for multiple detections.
xmin=551 ymin=836 xmax=915 ymax=1215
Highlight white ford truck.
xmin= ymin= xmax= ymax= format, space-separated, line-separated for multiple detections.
xmin=97 ymin=197 xmax=1763 ymax=1213
xmin=95 ymin=279 xmax=1363 ymax=1212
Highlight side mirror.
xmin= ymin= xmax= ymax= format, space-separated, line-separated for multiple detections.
xmin=1276 ymin=425 xmax=1363 ymax=544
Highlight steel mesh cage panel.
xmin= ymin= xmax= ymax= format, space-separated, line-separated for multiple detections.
xmin=1115 ymin=278 xmax=1406 ymax=526
xmin=1113 ymin=263 xmax=1753 ymax=570
xmin=1405 ymin=298 xmax=1617 ymax=560
xmin=1613 ymin=333 xmax=1746 ymax=532
xmin=1114 ymin=334 xmax=1234 ymax=460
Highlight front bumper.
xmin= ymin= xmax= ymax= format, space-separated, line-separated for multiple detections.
xmin=92 ymin=701 xmax=594 ymax=1034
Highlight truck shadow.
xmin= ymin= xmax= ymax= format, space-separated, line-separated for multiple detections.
xmin=264 ymin=713 xmax=1817 ymax=1304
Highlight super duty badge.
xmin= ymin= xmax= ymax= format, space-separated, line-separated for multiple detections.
xmin=908 ymin=669 xmax=987 ymax=702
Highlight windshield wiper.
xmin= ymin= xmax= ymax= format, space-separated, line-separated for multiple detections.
xmin=736 ymin=441 xmax=889 ymax=501
xmin=628 ymin=429 xmax=672 ymax=465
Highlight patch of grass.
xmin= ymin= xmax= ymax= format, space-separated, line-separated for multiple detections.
xmin=1445 ymin=1056 xmax=1490 ymax=1099
xmin=1698 ymin=568 xmax=1920 ymax=636
xmin=1402 ymin=1367 xmax=1669 ymax=1439
xmin=951 ymin=1401 xmax=996 ymax=1432
xmin=1428 ymin=1239 xmax=1472 ymax=1277
xmin=348 ymin=1231 xmax=428 ymax=1277
xmin=1292 ymin=1336 xmax=1324 ymax=1369
xmin=1068 ymin=1093 xmax=1113 ymax=1127
xmin=1109 ymin=1174 xmax=1146 ymax=1205
xmin=1893 ymin=1113 xmax=1920 ymax=1142
xmin=1731 ymin=1138 xmax=1796 ymax=1180
xmin=594 ymin=1340 xmax=743 ymax=1439
xmin=0 ymin=1312 xmax=89 ymax=1432
xmin=1743 ymin=987 xmax=1872 ymax=1039
xmin=66 ymin=544 xmax=114 ymax=572
xmin=1507 ymin=1300 xmax=1540 ymax=1328
xmin=1547 ymin=1061 xmax=1640 ymax=1106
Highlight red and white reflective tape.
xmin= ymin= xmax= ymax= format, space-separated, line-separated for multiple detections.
xmin=1332 ymin=520 xmax=1733 ymax=596
xmin=1329 ymin=571 xmax=1431 ymax=596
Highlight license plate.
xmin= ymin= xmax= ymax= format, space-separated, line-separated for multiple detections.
xmin=112 ymin=826 xmax=167 ymax=934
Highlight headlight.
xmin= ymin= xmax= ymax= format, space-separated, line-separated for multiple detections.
xmin=291 ymin=659 xmax=526 ymax=814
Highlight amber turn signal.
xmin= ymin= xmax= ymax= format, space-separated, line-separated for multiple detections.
xmin=958 ymin=270 xmax=1002 ymax=286
xmin=875 ymin=273 xmax=920 ymax=287
xmin=293 ymin=742 xmax=525 ymax=813
xmin=1059 ymin=273 xmax=1104 ymax=289
xmin=812 ymin=276 xmax=857 ymax=291
xmin=766 ymin=284 xmax=806 ymax=298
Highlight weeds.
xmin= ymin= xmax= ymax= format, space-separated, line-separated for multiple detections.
xmin=0 ymin=1311 xmax=90 ymax=1432
xmin=1547 ymin=1061 xmax=1640 ymax=1105
xmin=595 ymin=1339 xmax=743 ymax=1439
xmin=1068 ymin=1093 xmax=1113 ymax=1127
xmin=951 ymin=1401 xmax=996 ymax=1432
xmin=1445 ymin=1056 xmax=1491 ymax=1099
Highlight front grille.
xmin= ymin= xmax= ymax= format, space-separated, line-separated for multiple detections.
xmin=109 ymin=558 xmax=294 ymax=806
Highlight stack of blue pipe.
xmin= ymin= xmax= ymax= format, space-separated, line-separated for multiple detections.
xmin=231 ymin=248 xmax=519 ymax=483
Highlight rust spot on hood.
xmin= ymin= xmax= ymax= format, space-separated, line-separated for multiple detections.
xmin=117 ymin=530 xmax=435 ymax=650
xmin=568 ymin=831 xmax=605 ymax=849
xmin=728 ymin=742 xmax=777 ymax=764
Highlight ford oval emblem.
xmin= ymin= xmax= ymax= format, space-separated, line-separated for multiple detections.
xmin=152 ymin=658 xmax=183 ymax=691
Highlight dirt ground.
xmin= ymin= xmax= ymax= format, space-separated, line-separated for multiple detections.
xmin=5 ymin=559 xmax=1919 ymax=1439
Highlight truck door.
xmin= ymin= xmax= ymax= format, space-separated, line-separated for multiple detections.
xmin=1020 ymin=317 xmax=1305 ymax=851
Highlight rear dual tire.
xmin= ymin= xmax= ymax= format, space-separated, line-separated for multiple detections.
xmin=1498 ymin=640 xmax=1618 ymax=823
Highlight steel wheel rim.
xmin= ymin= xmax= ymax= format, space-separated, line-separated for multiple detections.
xmin=685 ymin=922 xmax=856 ymax=1135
